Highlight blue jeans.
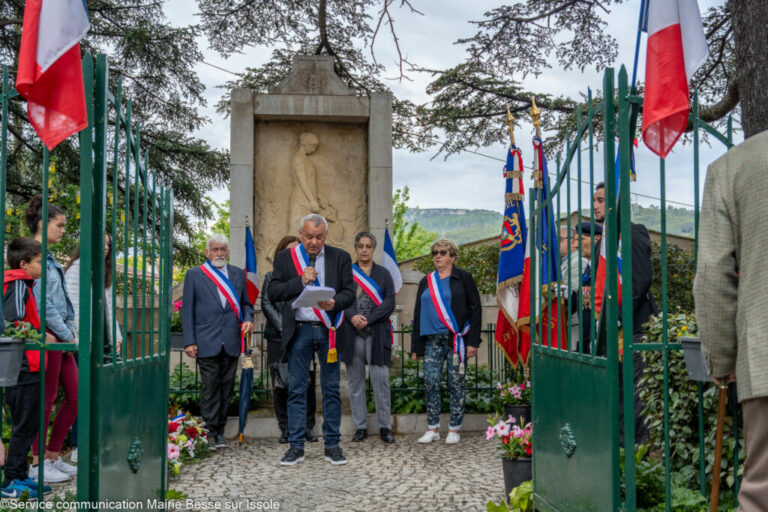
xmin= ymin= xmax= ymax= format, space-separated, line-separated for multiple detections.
xmin=287 ymin=323 xmax=341 ymax=448
xmin=424 ymin=334 xmax=465 ymax=430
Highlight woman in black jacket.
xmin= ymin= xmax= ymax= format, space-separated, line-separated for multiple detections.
xmin=261 ymin=236 xmax=317 ymax=443
xmin=340 ymin=232 xmax=396 ymax=444
xmin=411 ymin=238 xmax=481 ymax=445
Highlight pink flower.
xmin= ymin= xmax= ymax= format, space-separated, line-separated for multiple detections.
xmin=167 ymin=443 xmax=180 ymax=460
xmin=486 ymin=426 xmax=496 ymax=440
xmin=507 ymin=415 xmax=516 ymax=423
xmin=496 ymin=382 xmax=503 ymax=390
xmin=498 ymin=423 xmax=510 ymax=436
xmin=173 ymin=300 xmax=182 ymax=312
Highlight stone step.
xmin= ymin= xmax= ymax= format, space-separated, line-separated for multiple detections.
xmin=223 ymin=413 xmax=489 ymax=439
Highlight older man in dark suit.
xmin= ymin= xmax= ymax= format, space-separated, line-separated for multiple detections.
xmin=182 ymin=234 xmax=254 ymax=449
xmin=269 ymin=213 xmax=355 ymax=466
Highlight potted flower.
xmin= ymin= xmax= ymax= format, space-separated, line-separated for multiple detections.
xmin=0 ymin=321 xmax=43 ymax=387
xmin=170 ymin=300 xmax=184 ymax=350
xmin=487 ymin=414 xmax=533 ymax=499
xmin=497 ymin=380 xmax=532 ymax=426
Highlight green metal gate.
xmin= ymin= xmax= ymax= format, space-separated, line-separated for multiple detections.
xmin=530 ymin=65 xmax=736 ymax=511
xmin=0 ymin=53 xmax=173 ymax=501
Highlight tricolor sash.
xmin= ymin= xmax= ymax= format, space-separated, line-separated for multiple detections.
xmin=290 ymin=245 xmax=344 ymax=363
xmin=427 ymin=271 xmax=471 ymax=374
xmin=352 ymin=264 xmax=394 ymax=345
xmin=200 ymin=261 xmax=245 ymax=352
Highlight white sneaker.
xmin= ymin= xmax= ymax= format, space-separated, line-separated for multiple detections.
xmin=445 ymin=432 xmax=461 ymax=444
xmin=28 ymin=459 xmax=72 ymax=483
xmin=52 ymin=456 xmax=77 ymax=475
xmin=70 ymin=448 xmax=78 ymax=464
xmin=418 ymin=430 xmax=440 ymax=443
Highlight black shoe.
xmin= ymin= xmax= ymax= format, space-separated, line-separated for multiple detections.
xmin=324 ymin=446 xmax=347 ymax=465
xmin=306 ymin=429 xmax=319 ymax=442
xmin=351 ymin=429 xmax=367 ymax=442
xmin=215 ymin=435 xmax=228 ymax=448
xmin=279 ymin=430 xmax=289 ymax=444
xmin=379 ymin=428 xmax=395 ymax=444
xmin=280 ymin=447 xmax=305 ymax=466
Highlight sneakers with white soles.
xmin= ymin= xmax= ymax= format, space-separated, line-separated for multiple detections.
xmin=28 ymin=459 xmax=72 ymax=483
xmin=51 ymin=456 xmax=77 ymax=476
xmin=418 ymin=430 xmax=440 ymax=443
xmin=445 ymin=432 xmax=461 ymax=444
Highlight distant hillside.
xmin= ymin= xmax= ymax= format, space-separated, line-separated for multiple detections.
xmin=405 ymin=208 xmax=502 ymax=244
xmin=405 ymin=205 xmax=695 ymax=245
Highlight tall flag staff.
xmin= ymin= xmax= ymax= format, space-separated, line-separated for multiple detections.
xmin=243 ymin=217 xmax=260 ymax=306
xmin=494 ymin=106 xmax=528 ymax=367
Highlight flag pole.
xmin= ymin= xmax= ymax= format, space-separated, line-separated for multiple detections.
xmin=631 ymin=0 xmax=649 ymax=88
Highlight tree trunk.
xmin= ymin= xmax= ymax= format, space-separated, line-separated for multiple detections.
xmin=731 ymin=0 xmax=768 ymax=138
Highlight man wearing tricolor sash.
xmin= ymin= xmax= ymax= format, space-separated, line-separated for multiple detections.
xmin=181 ymin=234 xmax=254 ymax=449
xmin=269 ymin=214 xmax=355 ymax=466
xmin=339 ymin=231 xmax=396 ymax=444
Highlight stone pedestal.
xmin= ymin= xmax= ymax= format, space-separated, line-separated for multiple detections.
xmin=229 ymin=55 xmax=393 ymax=274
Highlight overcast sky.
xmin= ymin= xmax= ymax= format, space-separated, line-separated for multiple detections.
xmin=165 ymin=0 xmax=734 ymax=220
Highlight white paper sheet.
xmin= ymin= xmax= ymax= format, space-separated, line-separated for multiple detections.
xmin=291 ymin=286 xmax=336 ymax=309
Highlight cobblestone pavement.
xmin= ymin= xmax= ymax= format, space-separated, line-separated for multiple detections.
xmin=170 ymin=432 xmax=505 ymax=512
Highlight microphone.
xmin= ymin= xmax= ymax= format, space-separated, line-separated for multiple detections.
xmin=308 ymin=254 xmax=317 ymax=285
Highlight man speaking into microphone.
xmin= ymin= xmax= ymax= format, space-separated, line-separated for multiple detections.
xmin=268 ymin=213 xmax=354 ymax=465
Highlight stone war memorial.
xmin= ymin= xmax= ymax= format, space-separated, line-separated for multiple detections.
xmin=229 ymin=55 xmax=393 ymax=271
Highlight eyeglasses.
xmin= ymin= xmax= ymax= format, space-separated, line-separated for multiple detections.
xmin=431 ymin=250 xmax=449 ymax=257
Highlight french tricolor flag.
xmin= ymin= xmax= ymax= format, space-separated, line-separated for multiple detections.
xmin=383 ymin=228 xmax=402 ymax=293
xmin=641 ymin=0 xmax=708 ymax=159
xmin=16 ymin=0 xmax=90 ymax=150
xmin=243 ymin=225 xmax=260 ymax=304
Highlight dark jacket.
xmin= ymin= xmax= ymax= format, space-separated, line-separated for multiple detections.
xmin=261 ymin=271 xmax=283 ymax=341
xmin=411 ymin=265 xmax=482 ymax=356
xmin=181 ymin=263 xmax=254 ymax=358
xmin=268 ymin=245 xmax=355 ymax=359
xmin=338 ymin=262 xmax=396 ymax=367
xmin=628 ymin=222 xmax=657 ymax=334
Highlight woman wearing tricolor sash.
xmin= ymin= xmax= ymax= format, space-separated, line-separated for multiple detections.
xmin=339 ymin=232 xmax=396 ymax=444
xmin=411 ymin=238 xmax=481 ymax=445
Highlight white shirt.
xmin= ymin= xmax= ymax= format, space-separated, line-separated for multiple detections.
xmin=295 ymin=246 xmax=326 ymax=322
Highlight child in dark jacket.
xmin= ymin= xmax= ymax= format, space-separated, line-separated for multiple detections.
xmin=1 ymin=237 xmax=54 ymax=499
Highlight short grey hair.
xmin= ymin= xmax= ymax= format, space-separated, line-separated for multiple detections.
xmin=299 ymin=213 xmax=328 ymax=233
xmin=206 ymin=233 xmax=229 ymax=250
xmin=354 ymin=231 xmax=377 ymax=249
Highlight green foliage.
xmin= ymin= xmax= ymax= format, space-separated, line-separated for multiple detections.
xmin=415 ymin=239 xmax=499 ymax=294
xmin=486 ymin=480 xmax=532 ymax=512
xmin=631 ymin=206 xmax=696 ymax=237
xmin=392 ymin=187 xmax=438 ymax=261
xmin=639 ymin=312 xmax=743 ymax=497
xmin=166 ymin=489 xmax=189 ymax=500
xmin=407 ymin=208 xmax=502 ymax=244
xmin=2 ymin=321 xmax=42 ymax=342
xmin=650 ymin=241 xmax=696 ymax=313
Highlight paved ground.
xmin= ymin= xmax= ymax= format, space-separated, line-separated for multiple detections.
xmin=168 ymin=432 xmax=505 ymax=512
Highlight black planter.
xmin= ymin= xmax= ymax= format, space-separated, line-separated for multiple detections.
xmin=680 ymin=336 xmax=712 ymax=383
xmin=502 ymin=457 xmax=532 ymax=499
xmin=0 ymin=337 xmax=27 ymax=387
xmin=170 ymin=332 xmax=185 ymax=350
xmin=504 ymin=403 xmax=531 ymax=426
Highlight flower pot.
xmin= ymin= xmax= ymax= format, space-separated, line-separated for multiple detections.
xmin=680 ymin=336 xmax=712 ymax=383
xmin=502 ymin=456 xmax=532 ymax=499
xmin=504 ymin=403 xmax=531 ymax=426
xmin=170 ymin=332 xmax=185 ymax=350
xmin=0 ymin=337 xmax=27 ymax=387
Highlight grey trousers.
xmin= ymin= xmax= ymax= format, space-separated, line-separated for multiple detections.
xmin=739 ymin=396 xmax=768 ymax=512
xmin=346 ymin=335 xmax=391 ymax=430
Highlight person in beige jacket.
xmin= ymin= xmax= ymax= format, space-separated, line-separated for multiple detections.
xmin=694 ymin=130 xmax=768 ymax=512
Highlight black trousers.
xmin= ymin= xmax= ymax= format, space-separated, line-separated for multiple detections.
xmin=267 ymin=339 xmax=315 ymax=431
xmin=197 ymin=347 xmax=239 ymax=437
xmin=5 ymin=375 xmax=41 ymax=484
xmin=619 ymin=347 xmax=650 ymax=448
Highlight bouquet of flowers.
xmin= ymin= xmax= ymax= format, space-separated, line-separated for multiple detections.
xmin=486 ymin=414 xmax=533 ymax=459
xmin=170 ymin=300 xmax=183 ymax=333
xmin=167 ymin=410 xmax=210 ymax=477
xmin=497 ymin=380 xmax=531 ymax=406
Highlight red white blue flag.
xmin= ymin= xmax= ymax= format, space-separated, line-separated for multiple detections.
xmin=16 ymin=0 xmax=90 ymax=150
xmin=642 ymin=0 xmax=708 ymax=159
xmin=382 ymin=228 xmax=402 ymax=293
xmin=243 ymin=226 xmax=259 ymax=304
